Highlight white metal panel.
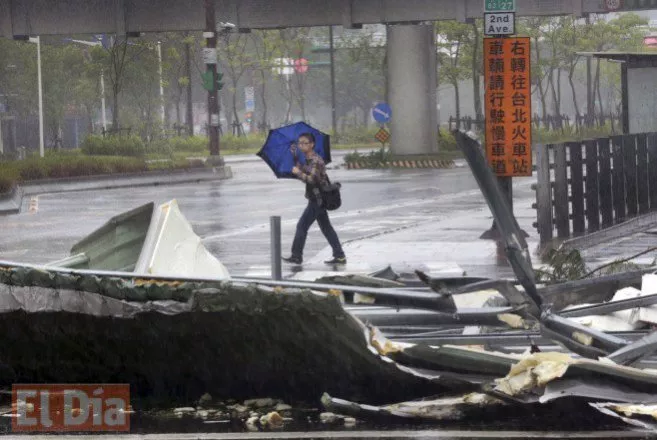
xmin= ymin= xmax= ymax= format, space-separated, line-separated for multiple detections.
xmin=628 ymin=67 xmax=657 ymax=134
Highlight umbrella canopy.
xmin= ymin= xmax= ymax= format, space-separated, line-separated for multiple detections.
xmin=257 ymin=121 xmax=331 ymax=178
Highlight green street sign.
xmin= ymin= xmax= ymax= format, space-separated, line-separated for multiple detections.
xmin=484 ymin=0 xmax=515 ymax=12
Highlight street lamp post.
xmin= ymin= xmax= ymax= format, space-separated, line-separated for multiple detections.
xmin=100 ymin=70 xmax=107 ymax=132
xmin=28 ymin=36 xmax=44 ymax=158
xmin=157 ymin=41 xmax=165 ymax=134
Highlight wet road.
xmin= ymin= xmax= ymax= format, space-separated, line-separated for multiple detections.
xmin=0 ymin=152 xmax=535 ymax=277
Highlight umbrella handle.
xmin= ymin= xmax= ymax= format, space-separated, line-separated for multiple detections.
xmin=290 ymin=143 xmax=299 ymax=162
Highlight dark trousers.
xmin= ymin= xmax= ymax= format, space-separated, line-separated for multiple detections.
xmin=291 ymin=201 xmax=345 ymax=260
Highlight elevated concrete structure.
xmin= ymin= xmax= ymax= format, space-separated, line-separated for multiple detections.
xmin=0 ymin=0 xmax=610 ymax=156
xmin=0 ymin=0 xmax=607 ymax=37
xmin=387 ymin=24 xmax=437 ymax=156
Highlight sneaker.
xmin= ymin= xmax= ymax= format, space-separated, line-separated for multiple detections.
xmin=324 ymin=257 xmax=347 ymax=265
xmin=282 ymin=255 xmax=303 ymax=265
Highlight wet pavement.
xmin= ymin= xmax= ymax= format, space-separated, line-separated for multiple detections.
xmin=0 ymin=151 xmax=540 ymax=280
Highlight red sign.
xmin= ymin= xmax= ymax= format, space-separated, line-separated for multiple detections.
xmin=12 ymin=384 xmax=130 ymax=432
xmin=484 ymin=37 xmax=532 ymax=177
xmin=294 ymin=58 xmax=308 ymax=73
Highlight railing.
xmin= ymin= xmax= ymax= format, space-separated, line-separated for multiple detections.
xmin=449 ymin=113 xmax=622 ymax=133
xmin=533 ymin=132 xmax=657 ymax=247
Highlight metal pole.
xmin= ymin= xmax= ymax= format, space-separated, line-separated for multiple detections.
xmin=205 ymin=0 xmax=220 ymax=156
xmin=100 ymin=70 xmax=107 ymax=131
xmin=585 ymin=14 xmax=593 ymax=126
xmin=329 ymin=25 xmax=337 ymax=141
xmin=0 ymin=114 xmax=4 ymax=154
xmin=621 ymin=62 xmax=629 ymax=134
xmin=270 ymin=216 xmax=282 ymax=280
xmin=185 ymin=39 xmax=194 ymax=136
xmin=157 ymin=41 xmax=166 ymax=134
xmin=34 ymin=36 xmax=44 ymax=158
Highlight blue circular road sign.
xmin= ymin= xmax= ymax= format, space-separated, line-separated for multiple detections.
xmin=372 ymin=103 xmax=392 ymax=124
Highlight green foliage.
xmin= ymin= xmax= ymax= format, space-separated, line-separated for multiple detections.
xmin=221 ymin=134 xmax=266 ymax=152
xmin=536 ymin=248 xmax=587 ymax=284
xmin=81 ymin=135 xmax=146 ymax=157
xmin=344 ymin=147 xmax=392 ymax=167
xmin=0 ymin=175 xmax=15 ymax=194
xmin=438 ymin=129 xmax=458 ymax=151
xmin=0 ymin=154 xmax=147 ymax=183
xmin=166 ymin=136 xmax=208 ymax=153
xmin=534 ymin=124 xmax=615 ymax=144
xmin=148 ymin=135 xmax=266 ymax=156
xmin=338 ymin=126 xmax=380 ymax=145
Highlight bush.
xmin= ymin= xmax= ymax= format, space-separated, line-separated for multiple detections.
xmin=344 ymin=147 xmax=392 ymax=167
xmin=533 ymin=124 xmax=615 ymax=144
xmin=337 ymin=126 xmax=379 ymax=145
xmin=169 ymin=136 xmax=208 ymax=153
xmin=144 ymin=135 xmax=265 ymax=156
xmin=437 ymin=129 xmax=458 ymax=151
xmin=0 ymin=175 xmax=14 ymax=193
xmin=81 ymin=134 xmax=147 ymax=157
xmin=0 ymin=154 xmax=147 ymax=184
xmin=221 ymin=134 xmax=266 ymax=152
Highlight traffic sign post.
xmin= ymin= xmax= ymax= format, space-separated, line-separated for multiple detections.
xmin=484 ymin=0 xmax=515 ymax=36
xmin=374 ymin=127 xmax=390 ymax=145
xmin=372 ymin=103 xmax=392 ymax=124
xmin=294 ymin=58 xmax=308 ymax=74
xmin=484 ymin=12 xmax=515 ymax=36
xmin=484 ymin=0 xmax=515 ymax=12
xmin=245 ymin=86 xmax=255 ymax=112
xmin=481 ymin=0 xmax=530 ymax=241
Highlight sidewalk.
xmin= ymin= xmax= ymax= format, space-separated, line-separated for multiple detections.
xmin=0 ymin=166 xmax=233 ymax=216
xmin=294 ymin=195 xmax=539 ymax=281
xmin=301 ymin=212 xmax=657 ymax=283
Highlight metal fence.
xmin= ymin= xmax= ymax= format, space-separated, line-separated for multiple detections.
xmin=449 ymin=113 xmax=622 ymax=133
xmin=0 ymin=115 xmax=91 ymax=154
xmin=533 ymin=132 xmax=657 ymax=247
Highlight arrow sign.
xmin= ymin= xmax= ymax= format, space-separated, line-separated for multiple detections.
xmin=372 ymin=103 xmax=392 ymax=124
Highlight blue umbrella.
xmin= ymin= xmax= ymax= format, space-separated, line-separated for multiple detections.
xmin=257 ymin=121 xmax=331 ymax=179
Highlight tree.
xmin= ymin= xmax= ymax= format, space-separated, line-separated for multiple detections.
xmin=121 ymin=40 xmax=162 ymax=140
xmin=310 ymin=26 xmax=385 ymax=131
xmin=470 ymin=20 xmax=483 ymax=120
xmin=517 ymin=17 xmax=551 ymax=122
xmin=218 ymin=32 xmax=254 ymax=133
xmin=276 ymin=28 xmax=314 ymax=123
xmin=42 ymin=44 xmax=89 ymax=146
xmin=435 ymin=21 xmax=473 ymax=128
xmin=558 ymin=16 xmax=584 ymax=120
xmin=252 ymin=30 xmax=284 ymax=131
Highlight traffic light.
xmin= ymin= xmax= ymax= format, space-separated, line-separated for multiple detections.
xmin=201 ymin=70 xmax=224 ymax=92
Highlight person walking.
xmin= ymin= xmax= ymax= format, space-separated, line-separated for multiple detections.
xmin=282 ymin=133 xmax=346 ymax=266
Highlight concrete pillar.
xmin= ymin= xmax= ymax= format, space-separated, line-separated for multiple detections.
xmin=387 ymin=24 xmax=437 ymax=156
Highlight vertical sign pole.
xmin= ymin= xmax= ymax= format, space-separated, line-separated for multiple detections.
xmin=482 ymin=34 xmax=531 ymax=240
xmin=205 ymin=0 xmax=220 ymax=157
xmin=329 ymin=25 xmax=338 ymax=142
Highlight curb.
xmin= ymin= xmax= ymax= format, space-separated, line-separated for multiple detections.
xmin=0 ymin=185 xmax=24 ymax=216
xmin=0 ymin=166 xmax=233 ymax=216
xmin=346 ymin=159 xmax=456 ymax=170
